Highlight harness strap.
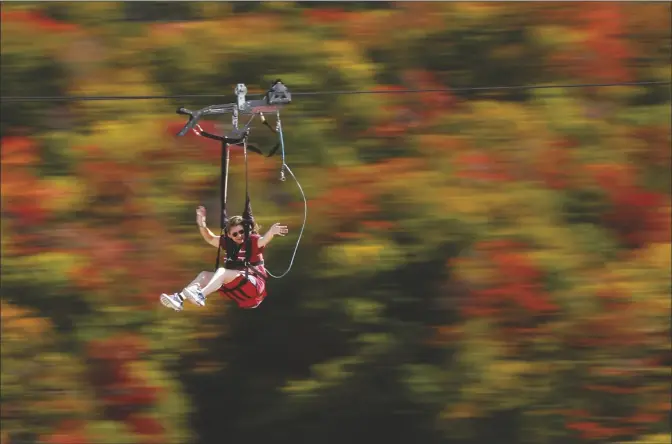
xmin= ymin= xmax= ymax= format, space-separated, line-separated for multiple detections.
xmin=215 ymin=140 xmax=231 ymax=270
xmin=225 ymin=260 xmax=264 ymax=267
xmin=242 ymin=137 xmax=252 ymax=280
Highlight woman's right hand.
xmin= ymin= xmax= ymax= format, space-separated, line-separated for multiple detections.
xmin=196 ymin=206 xmax=207 ymax=227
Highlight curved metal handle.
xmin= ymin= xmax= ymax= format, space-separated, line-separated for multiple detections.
xmin=176 ymin=107 xmax=203 ymax=136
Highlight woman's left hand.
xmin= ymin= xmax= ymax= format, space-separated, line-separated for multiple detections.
xmin=269 ymin=223 xmax=289 ymax=236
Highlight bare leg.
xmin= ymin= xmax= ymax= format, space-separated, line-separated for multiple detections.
xmin=161 ymin=271 xmax=209 ymax=309
xmin=198 ymin=267 xmax=242 ymax=296
xmin=177 ymin=268 xmax=242 ymax=308
xmin=186 ymin=271 xmax=214 ymax=289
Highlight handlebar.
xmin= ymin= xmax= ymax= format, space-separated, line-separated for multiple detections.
xmin=174 ymin=80 xmax=291 ymax=137
xmin=175 ymin=107 xmax=203 ymax=136
xmin=175 ymin=104 xmax=235 ymax=137
xmin=176 ymin=107 xmax=191 ymax=116
xmin=175 ymin=105 xmax=253 ymax=144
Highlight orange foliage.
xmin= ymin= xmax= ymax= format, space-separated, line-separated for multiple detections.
xmin=536 ymin=146 xmax=576 ymax=189
xmin=102 ymin=385 xmax=160 ymax=408
xmin=1 ymin=9 xmax=80 ymax=33
xmin=370 ymin=122 xmax=408 ymax=138
xmin=565 ymin=419 xmax=635 ymax=441
xmin=417 ymin=134 xmax=467 ymax=156
xmin=491 ymin=252 xmax=542 ymax=283
xmin=427 ymin=325 xmax=463 ymax=347
xmin=627 ymin=412 xmax=665 ymax=425
xmin=126 ymin=414 xmax=165 ymax=444
xmin=370 ymin=84 xmax=409 ymax=93
xmin=360 ymin=220 xmax=397 ymax=231
xmin=302 ymin=8 xmax=353 ymax=25
xmin=605 ymin=188 xmax=667 ymax=248
xmin=40 ymin=420 xmax=89 ymax=444
xmin=1 ymin=301 xmax=52 ymax=336
xmin=1 ymin=168 xmax=58 ymax=231
xmin=478 ymin=239 xmax=526 ymax=253
xmin=148 ymin=23 xmax=187 ymax=39
xmin=584 ymin=163 xmax=669 ymax=247
xmin=87 ymin=334 xmax=147 ymax=363
xmin=548 ymin=3 xmax=633 ymax=83
xmin=586 ymin=163 xmax=635 ymax=193
xmin=569 ymin=313 xmax=650 ymax=349
xmin=86 ymin=335 xmax=164 ymax=432
xmin=402 ymin=70 xmax=457 ymax=115
xmin=460 ymin=241 xmax=559 ymax=320
xmin=314 ymin=186 xmax=378 ymax=219
xmin=632 ymin=126 xmax=672 ymax=167
xmin=77 ymin=156 xmax=147 ymax=195
xmin=68 ymin=262 xmax=108 ymax=292
xmin=1 ymin=136 xmax=39 ymax=167
xmin=454 ymin=152 xmax=513 ymax=183
xmin=312 ymin=158 xmax=429 ymax=228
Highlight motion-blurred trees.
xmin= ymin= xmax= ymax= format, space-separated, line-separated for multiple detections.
xmin=1 ymin=2 xmax=670 ymax=444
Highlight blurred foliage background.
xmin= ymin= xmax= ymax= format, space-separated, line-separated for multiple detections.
xmin=1 ymin=2 xmax=670 ymax=444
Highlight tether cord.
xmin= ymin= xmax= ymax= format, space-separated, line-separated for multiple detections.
xmin=266 ymin=112 xmax=307 ymax=279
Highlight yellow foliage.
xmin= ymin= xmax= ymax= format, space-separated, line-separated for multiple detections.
xmin=0 ymin=301 xmax=52 ymax=338
xmin=452 ymin=256 xmax=497 ymax=287
xmin=341 ymin=243 xmax=385 ymax=265
xmin=638 ymin=242 xmax=672 ymax=272
xmin=486 ymin=360 xmax=535 ymax=390
xmin=626 ymin=434 xmax=672 ymax=444
xmin=1 ymin=3 xmax=670 ymax=442
xmin=441 ymin=402 xmax=478 ymax=420
xmin=41 ymin=176 xmax=87 ymax=213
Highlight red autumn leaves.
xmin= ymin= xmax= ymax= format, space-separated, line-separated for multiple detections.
xmin=85 ymin=335 xmax=166 ymax=443
xmin=459 ymin=240 xmax=558 ymax=319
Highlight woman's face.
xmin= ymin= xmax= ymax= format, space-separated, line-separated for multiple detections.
xmin=228 ymin=224 xmax=245 ymax=244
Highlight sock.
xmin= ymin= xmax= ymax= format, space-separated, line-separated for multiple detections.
xmin=177 ymin=292 xmax=186 ymax=302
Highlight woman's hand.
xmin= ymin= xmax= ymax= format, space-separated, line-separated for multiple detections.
xmin=268 ymin=223 xmax=289 ymax=236
xmin=258 ymin=222 xmax=288 ymax=248
xmin=196 ymin=206 xmax=207 ymax=227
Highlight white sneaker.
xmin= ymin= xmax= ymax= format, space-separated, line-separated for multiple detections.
xmin=182 ymin=284 xmax=206 ymax=307
xmin=160 ymin=293 xmax=184 ymax=311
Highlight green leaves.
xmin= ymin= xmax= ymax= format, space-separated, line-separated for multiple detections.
xmin=1 ymin=3 xmax=670 ymax=444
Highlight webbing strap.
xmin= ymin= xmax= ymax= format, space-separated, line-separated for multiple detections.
xmin=215 ymin=141 xmax=230 ymax=270
xmin=242 ymin=137 xmax=252 ymax=280
xmin=226 ymin=259 xmax=264 ymax=267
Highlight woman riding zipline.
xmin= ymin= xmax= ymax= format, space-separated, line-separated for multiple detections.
xmin=160 ymin=206 xmax=288 ymax=311
xmin=162 ymin=81 xmax=302 ymax=311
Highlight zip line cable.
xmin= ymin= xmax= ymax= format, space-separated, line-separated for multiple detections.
xmin=1 ymin=80 xmax=669 ymax=103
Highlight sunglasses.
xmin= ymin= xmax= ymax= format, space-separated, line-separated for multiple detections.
xmin=230 ymin=229 xmax=245 ymax=238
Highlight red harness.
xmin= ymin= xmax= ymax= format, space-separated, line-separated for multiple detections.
xmin=218 ymin=234 xmax=268 ymax=308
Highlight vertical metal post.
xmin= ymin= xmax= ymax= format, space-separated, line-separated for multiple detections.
xmin=233 ymin=83 xmax=247 ymax=131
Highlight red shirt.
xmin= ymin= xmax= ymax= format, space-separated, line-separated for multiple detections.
xmin=224 ymin=233 xmax=268 ymax=279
